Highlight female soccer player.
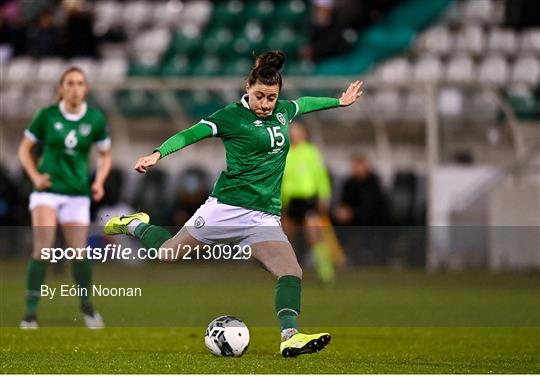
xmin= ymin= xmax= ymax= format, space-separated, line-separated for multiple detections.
xmin=18 ymin=67 xmax=112 ymax=329
xmin=105 ymin=51 xmax=362 ymax=356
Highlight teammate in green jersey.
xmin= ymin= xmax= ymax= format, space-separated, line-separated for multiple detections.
xmin=104 ymin=51 xmax=362 ymax=356
xmin=18 ymin=67 xmax=112 ymax=329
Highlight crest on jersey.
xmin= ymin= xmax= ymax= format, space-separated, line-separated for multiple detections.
xmin=79 ymin=123 xmax=91 ymax=136
xmin=54 ymin=122 xmax=63 ymax=130
xmin=194 ymin=216 xmax=205 ymax=228
xmin=276 ymin=113 xmax=286 ymax=125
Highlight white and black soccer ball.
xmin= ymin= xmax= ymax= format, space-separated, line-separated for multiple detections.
xmin=204 ymin=315 xmax=250 ymax=357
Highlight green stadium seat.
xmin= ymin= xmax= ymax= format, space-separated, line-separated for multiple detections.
xmin=170 ymin=31 xmax=204 ymax=58
xmin=203 ymin=27 xmax=235 ymax=57
xmin=116 ymin=90 xmax=167 ymax=118
xmin=191 ymin=56 xmax=223 ymax=76
xmin=212 ymin=0 xmax=245 ymax=28
xmin=222 ymin=57 xmax=252 ymax=76
xmin=176 ymin=90 xmax=225 ymax=118
xmin=129 ymin=62 xmax=160 ymax=77
xmin=266 ymin=26 xmax=303 ymax=55
xmin=244 ymin=0 xmax=275 ymax=25
xmin=275 ymin=0 xmax=308 ymax=23
xmin=234 ymin=22 xmax=266 ymax=55
xmin=284 ymin=59 xmax=315 ymax=76
xmin=160 ymin=54 xmax=192 ymax=77
xmin=506 ymin=91 xmax=540 ymax=121
xmin=85 ymin=92 xmax=104 ymax=112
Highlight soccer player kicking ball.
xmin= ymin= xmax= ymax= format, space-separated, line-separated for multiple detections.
xmin=19 ymin=67 xmax=111 ymax=329
xmin=105 ymin=51 xmax=362 ymax=357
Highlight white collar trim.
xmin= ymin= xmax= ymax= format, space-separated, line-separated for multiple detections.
xmin=240 ymin=94 xmax=274 ymax=116
xmin=59 ymin=100 xmax=87 ymax=122
xmin=241 ymin=94 xmax=250 ymax=109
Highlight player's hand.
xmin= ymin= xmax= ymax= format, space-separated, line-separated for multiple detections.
xmin=339 ymin=80 xmax=363 ymax=107
xmin=134 ymin=151 xmax=161 ymax=173
xmin=32 ymin=173 xmax=52 ymax=191
xmin=91 ymin=181 xmax=105 ymax=202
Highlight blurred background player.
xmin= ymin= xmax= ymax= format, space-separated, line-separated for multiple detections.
xmin=18 ymin=66 xmax=112 ymax=329
xmin=104 ymin=51 xmax=363 ymax=357
xmin=333 ymin=154 xmax=388 ymax=264
xmin=281 ymin=122 xmax=336 ymax=284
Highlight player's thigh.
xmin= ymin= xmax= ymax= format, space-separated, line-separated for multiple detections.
xmin=160 ymin=226 xmax=208 ymax=262
xmin=250 ymin=240 xmax=302 ymax=279
xmin=60 ymin=223 xmax=89 ymax=256
xmin=57 ymin=196 xmax=90 ymax=257
xmin=30 ymin=206 xmax=58 ymax=259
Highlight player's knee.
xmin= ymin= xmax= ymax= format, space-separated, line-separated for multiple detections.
xmin=278 ymin=265 xmax=302 ymax=279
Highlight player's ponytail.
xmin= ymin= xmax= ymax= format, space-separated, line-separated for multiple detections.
xmin=248 ymin=51 xmax=285 ymax=89
xmin=55 ymin=66 xmax=86 ymax=102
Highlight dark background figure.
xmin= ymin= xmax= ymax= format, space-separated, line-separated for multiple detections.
xmin=0 ymin=164 xmax=19 ymax=226
xmin=299 ymin=0 xmax=350 ymax=62
xmin=505 ymin=0 xmax=540 ymax=30
xmin=333 ymin=154 xmax=388 ymax=264
xmin=299 ymin=0 xmax=401 ymax=62
xmin=26 ymin=8 xmax=59 ymax=58
xmin=0 ymin=0 xmax=27 ymax=59
xmin=60 ymin=0 xmax=98 ymax=58
xmin=333 ymin=154 xmax=387 ymax=227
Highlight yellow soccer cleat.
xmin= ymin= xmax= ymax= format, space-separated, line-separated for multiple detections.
xmin=280 ymin=332 xmax=331 ymax=358
xmin=103 ymin=212 xmax=150 ymax=235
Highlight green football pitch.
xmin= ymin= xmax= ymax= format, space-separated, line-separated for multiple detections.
xmin=1 ymin=260 xmax=539 ymax=373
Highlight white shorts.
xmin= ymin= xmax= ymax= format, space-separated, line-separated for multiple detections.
xmin=29 ymin=192 xmax=91 ymax=224
xmin=185 ymin=197 xmax=289 ymax=247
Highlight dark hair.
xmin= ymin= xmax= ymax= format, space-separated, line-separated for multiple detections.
xmin=56 ymin=66 xmax=87 ymax=102
xmin=247 ymin=51 xmax=285 ymax=89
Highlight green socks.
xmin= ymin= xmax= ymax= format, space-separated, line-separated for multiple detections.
xmin=72 ymin=259 xmax=92 ymax=304
xmin=134 ymin=223 xmax=172 ymax=250
xmin=26 ymin=258 xmax=94 ymax=316
xmin=275 ymin=275 xmax=301 ymax=331
xmin=25 ymin=259 xmax=47 ymax=316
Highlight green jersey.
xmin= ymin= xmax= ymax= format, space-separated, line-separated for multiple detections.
xmin=25 ymin=101 xmax=110 ymax=196
xmin=202 ymin=95 xmax=339 ymax=215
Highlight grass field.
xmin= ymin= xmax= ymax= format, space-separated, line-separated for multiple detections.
xmin=1 ymin=260 xmax=539 ymax=373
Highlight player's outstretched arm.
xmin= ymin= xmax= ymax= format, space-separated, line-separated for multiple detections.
xmin=338 ymin=80 xmax=363 ymax=107
xmin=294 ymin=80 xmax=363 ymax=116
xmin=134 ymin=122 xmax=214 ymax=173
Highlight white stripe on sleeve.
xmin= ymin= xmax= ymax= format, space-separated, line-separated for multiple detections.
xmin=95 ymin=137 xmax=111 ymax=151
xmin=24 ymin=129 xmax=39 ymax=143
xmin=292 ymin=100 xmax=300 ymax=118
xmin=199 ymin=119 xmax=218 ymax=137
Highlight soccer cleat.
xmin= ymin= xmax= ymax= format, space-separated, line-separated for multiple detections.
xmin=82 ymin=303 xmax=105 ymax=329
xmin=280 ymin=332 xmax=331 ymax=358
xmin=103 ymin=212 xmax=149 ymax=235
xmin=20 ymin=314 xmax=39 ymax=329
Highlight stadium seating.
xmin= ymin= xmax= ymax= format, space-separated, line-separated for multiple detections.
xmin=1 ymin=0 xmax=539 ymax=121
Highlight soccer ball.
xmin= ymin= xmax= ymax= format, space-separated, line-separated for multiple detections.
xmin=204 ymin=315 xmax=250 ymax=357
